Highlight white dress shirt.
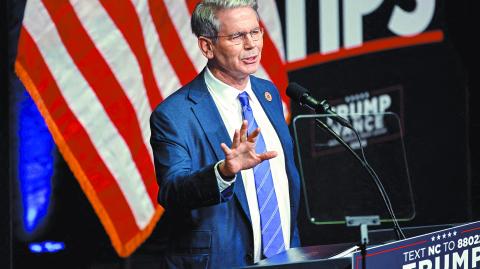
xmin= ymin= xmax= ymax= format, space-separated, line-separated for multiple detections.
xmin=204 ymin=67 xmax=291 ymax=263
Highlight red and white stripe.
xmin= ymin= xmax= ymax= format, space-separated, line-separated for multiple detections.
xmin=16 ymin=0 xmax=290 ymax=257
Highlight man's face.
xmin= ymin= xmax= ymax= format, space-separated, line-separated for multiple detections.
xmin=209 ymin=7 xmax=263 ymax=82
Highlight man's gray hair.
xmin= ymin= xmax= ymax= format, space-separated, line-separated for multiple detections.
xmin=191 ymin=0 xmax=259 ymax=38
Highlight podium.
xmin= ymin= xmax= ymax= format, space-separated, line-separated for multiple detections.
xmin=239 ymin=221 xmax=480 ymax=269
xmin=239 ymin=243 xmax=353 ymax=269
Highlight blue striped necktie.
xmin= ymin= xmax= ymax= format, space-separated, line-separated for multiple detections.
xmin=238 ymin=91 xmax=285 ymax=258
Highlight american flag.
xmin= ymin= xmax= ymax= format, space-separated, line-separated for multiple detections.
xmin=15 ymin=0 xmax=289 ymax=257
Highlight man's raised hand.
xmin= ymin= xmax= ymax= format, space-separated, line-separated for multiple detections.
xmin=218 ymin=120 xmax=277 ymax=178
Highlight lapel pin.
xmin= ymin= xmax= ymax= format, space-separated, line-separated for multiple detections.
xmin=264 ymin=91 xmax=272 ymax=102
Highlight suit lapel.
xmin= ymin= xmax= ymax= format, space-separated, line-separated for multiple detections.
xmin=251 ymin=79 xmax=290 ymax=157
xmin=188 ymin=73 xmax=252 ymax=223
xmin=190 ymin=95 xmax=229 ymax=162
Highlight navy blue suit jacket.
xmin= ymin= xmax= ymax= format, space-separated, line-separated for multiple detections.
xmin=149 ymin=71 xmax=301 ymax=268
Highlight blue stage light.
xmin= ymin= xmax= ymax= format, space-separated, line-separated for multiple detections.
xmin=18 ymin=91 xmax=55 ymax=233
xmin=28 ymin=241 xmax=65 ymax=253
xmin=29 ymin=243 xmax=42 ymax=253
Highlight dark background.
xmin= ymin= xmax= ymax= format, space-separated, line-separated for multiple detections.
xmin=277 ymin=0 xmax=474 ymax=247
xmin=2 ymin=0 xmax=11 ymax=268
xmin=3 ymin=0 xmax=474 ymax=268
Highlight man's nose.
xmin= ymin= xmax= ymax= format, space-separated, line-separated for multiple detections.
xmin=243 ymin=34 xmax=255 ymax=48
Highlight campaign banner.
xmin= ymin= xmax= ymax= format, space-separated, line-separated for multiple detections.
xmin=316 ymin=85 xmax=404 ymax=156
xmin=352 ymin=221 xmax=480 ymax=269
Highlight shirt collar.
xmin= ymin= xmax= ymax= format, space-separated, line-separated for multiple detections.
xmin=204 ymin=67 xmax=254 ymax=107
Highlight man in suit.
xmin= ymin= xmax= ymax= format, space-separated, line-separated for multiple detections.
xmin=149 ymin=0 xmax=301 ymax=268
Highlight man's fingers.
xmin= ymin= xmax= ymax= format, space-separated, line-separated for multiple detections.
xmin=232 ymin=129 xmax=240 ymax=148
xmin=258 ymin=150 xmax=277 ymax=161
xmin=248 ymin=127 xmax=260 ymax=142
xmin=239 ymin=120 xmax=248 ymax=142
xmin=241 ymin=120 xmax=248 ymax=130
xmin=221 ymin=143 xmax=232 ymax=155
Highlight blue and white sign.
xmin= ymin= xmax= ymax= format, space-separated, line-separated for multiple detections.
xmin=352 ymin=221 xmax=480 ymax=269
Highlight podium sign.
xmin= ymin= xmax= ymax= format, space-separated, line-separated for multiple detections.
xmin=353 ymin=221 xmax=480 ymax=269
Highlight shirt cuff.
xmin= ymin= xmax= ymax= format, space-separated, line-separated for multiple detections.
xmin=215 ymin=161 xmax=236 ymax=200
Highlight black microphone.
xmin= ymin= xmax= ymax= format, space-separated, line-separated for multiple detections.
xmin=287 ymin=82 xmax=353 ymax=128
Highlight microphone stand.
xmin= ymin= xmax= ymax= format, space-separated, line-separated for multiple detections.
xmin=296 ymin=97 xmax=407 ymax=266
xmin=290 ymin=84 xmax=406 ymax=266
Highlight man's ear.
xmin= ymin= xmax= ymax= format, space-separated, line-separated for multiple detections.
xmin=198 ymin=37 xmax=215 ymax=59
